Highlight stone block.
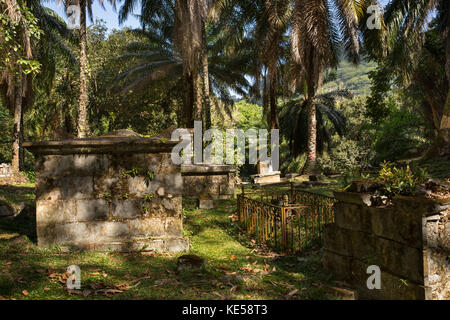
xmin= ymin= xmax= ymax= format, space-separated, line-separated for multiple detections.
xmin=350 ymin=259 xmax=427 ymax=300
xmin=36 ymin=176 xmax=94 ymax=201
xmin=370 ymin=207 xmax=423 ymax=248
xmin=110 ymin=199 xmax=143 ymax=219
xmin=72 ymin=154 xmax=108 ymax=176
xmin=53 ymin=221 xmax=130 ymax=245
xmin=374 ymin=237 xmax=424 ymax=284
xmin=323 ymin=224 xmax=352 ymax=256
xmin=76 ymin=200 xmax=109 ymax=222
xmin=36 ymin=200 xmax=77 ymax=226
xmin=165 ymin=217 xmax=183 ymax=237
xmin=334 ymin=202 xmax=372 ymax=233
xmin=333 ymin=191 xmax=372 ymax=207
xmin=36 ymin=155 xmax=73 ymax=178
xmin=198 ymin=199 xmax=215 ymax=209
xmin=128 ymin=218 xmax=166 ymax=237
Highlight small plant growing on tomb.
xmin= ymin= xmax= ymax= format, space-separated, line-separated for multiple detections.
xmin=147 ymin=170 xmax=155 ymax=181
xmin=123 ymin=193 xmax=129 ymax=199
xmin=145 ymin=193 xmax=154 ymax=202
xmin=376 ymin=161 xmax=428 ymax=197
xmin=103 ymin=192 xmax=111 ymax=199
xmin=123 ymin=167 xmax=140 ymax=178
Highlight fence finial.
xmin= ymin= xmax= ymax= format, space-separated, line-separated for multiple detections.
xmin=283 ymin=194 xmax=289 ymax=206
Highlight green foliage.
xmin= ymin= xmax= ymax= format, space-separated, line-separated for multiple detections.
xmin=377 ymin=162 xmax=428 ymax=197
xmin=365 ymin=66 xmax=395 ymax=124
xmin=316 ymin=96 xmax=375 ymax=174
xmin=318 ymin=137 xmax=366 ymax=174
xmin=0 ymin=103 xmax=12 ymax=163
xmin=22 ymin=170 xmax=36 ymax=183
xmin=373 ymin=107 xmax=429 ymax=163
xmin=235 ymin=100 xmax=264 ymax=131
xmin=0 ymin=0 xmax=42 ymax=75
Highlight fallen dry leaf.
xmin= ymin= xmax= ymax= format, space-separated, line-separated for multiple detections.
xmin=43 ymin=287 xmax=50 ymax=291
xmin=230 ymin=255 xmax=236 ymax=261
xmin=288 ymin=289 xmax=298 ymax=297
xmin=22 ymin=290 xmax=29 ymax=296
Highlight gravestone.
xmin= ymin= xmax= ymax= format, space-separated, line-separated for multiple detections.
xmin=0 ymin=164 xmax=13 ymax=178
xmin=23 ymin=132 xmax=189 ymax=252
xmin=169 ymin=128 xmax=236 ymax=200
xmin=250 ymin=160 xmax=281 ymax=185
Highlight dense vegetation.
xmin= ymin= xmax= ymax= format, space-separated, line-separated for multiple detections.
xmin=0 ymin=0 xmax=449 ymax=178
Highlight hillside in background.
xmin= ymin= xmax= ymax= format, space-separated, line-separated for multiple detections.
xmin=321 ymin=59 xmax=377 ymax=96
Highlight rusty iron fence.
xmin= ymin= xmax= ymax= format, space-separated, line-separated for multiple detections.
xmin=237 ymin=183 xmax=335 ymax=254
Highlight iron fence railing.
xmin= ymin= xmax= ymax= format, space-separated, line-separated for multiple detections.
xmin=237 ymin=183 xmax=335 ymax=254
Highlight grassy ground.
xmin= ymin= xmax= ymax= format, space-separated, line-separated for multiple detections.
xmin=0 ymin=186 xmax=338 ymax=300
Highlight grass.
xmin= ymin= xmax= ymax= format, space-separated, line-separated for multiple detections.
xmin=0 ymin=186 xmax=339 ymax=300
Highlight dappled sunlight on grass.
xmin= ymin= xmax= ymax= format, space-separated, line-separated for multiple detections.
xmin=0 ymin=186 xmax=338 ymax=300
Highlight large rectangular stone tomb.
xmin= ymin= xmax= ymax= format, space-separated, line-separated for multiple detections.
xmin=24 ymin=135 xmax=189 ymax=252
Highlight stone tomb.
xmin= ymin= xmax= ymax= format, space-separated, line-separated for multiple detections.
xmin=250 ymin=161 xmax=281 ymax=185
xmin=323 ymin=191 xmax=450 ymax=300
xmin=24 ymin=136 xmax=189 ymax=252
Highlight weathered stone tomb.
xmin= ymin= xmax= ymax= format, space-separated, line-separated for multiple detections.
xmin=323 ymin=190 xmax=449 ymax=300
xmin=24 ymin=135 xmax=189 ymax=252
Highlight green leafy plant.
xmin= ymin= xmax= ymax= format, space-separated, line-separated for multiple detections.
xmin=377 ymin=162 xmax=428 ymax=196
xmin=144 ymin=193 xmax=154 ymax=202
xmin=147 ymin=170 xmax=155 ymax=181
xmin=22 ymin=170 xmax=36 ymax=183
xmin=123 ymin=167 xmax=140 ymax=178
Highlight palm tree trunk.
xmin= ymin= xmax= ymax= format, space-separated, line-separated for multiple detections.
xmin=77 ymin=0 xmax=89 ymax=138
xmin=269 ymin=72 xmax=278 ymax=129
xmin=194 ymin=69 xmax=202 ymax=123
xmin=183 ymin=72 xmax=194 ymax=128
xmin=302 ymin=97 xmax=317 ymax=174
xmin=12 ymin=77 xmax=23 ymax=172
xmin=202 ymin=23 xmax=211 ymax=130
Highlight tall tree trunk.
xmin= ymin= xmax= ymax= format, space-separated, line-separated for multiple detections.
xmin=202 ymin=22 xmax=211 ymax=130
xmin=12 ymin=77 xmax=23 ymax=172
xmin=302 ymin=98 xmax=317 ymax=174
xmin=77 ymin=0 xmax=89 ymax=138
xmin=302 ymin=77 xmax=317 ymax=174
xmin=194 ymin=69 xmax=202 ymax=123
xmin=263 ymin=73 xmax=269 ymax=126
xmin=269 ymin=72 xmax=278 ymax=129
xmin=183 ymin=73 xmax=194 ymax=128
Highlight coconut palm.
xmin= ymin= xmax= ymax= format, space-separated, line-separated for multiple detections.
xmin=289 ymin=0 xmax=372 ymax=173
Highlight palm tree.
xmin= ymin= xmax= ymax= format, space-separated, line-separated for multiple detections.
xmin=1 ymin=0 xmax=71 ymax=170
xmin=115 ymin=20 xmax=251 ymax=124
xmin=58 ymin=0 xmax=116 ymax=137
xmin=289 ymin=0 xmax=372 ymax=173
xmin=279 ymin=89 xmax=351 ymax=158
xmin=364 ymin=0 xmax=449 ymax=157
xmin=0 ymin=0 xmax=33 ymax=171
xmin=119 ymin=0 xmax=212 ymax=128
